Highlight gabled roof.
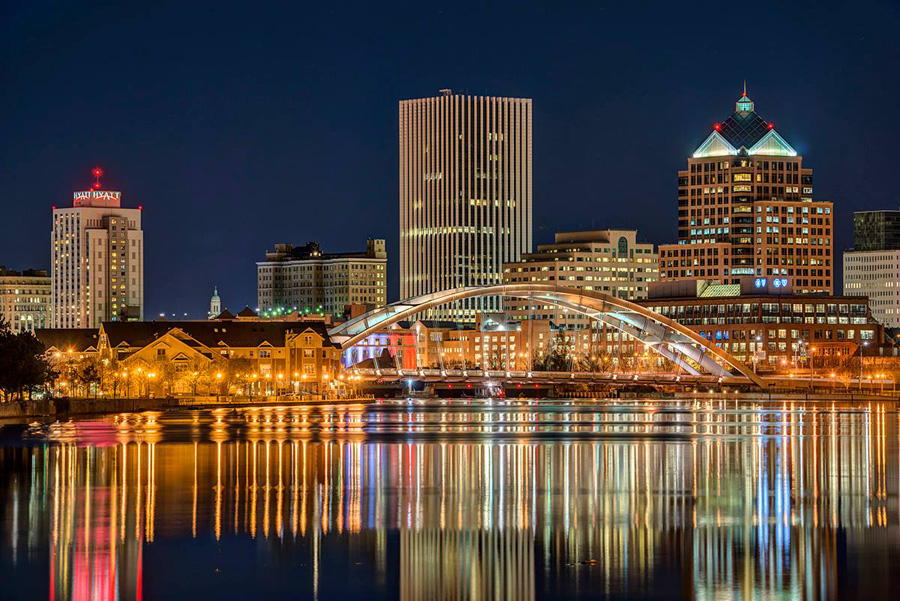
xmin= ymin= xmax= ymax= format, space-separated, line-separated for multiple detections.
xmin=101 ymin=320 xmax=340 ymax=350
xmin=237 ymin=307 xmax=258 ymax=318
xmin=693 ymin=131 xmax=737 ymax=158
xmin=34 ymin=328 xmax=100 ymax=353
xmin=213 ymin=309 xmax=236 ymax=320
xmin=747 ymin=129 xmax=796 ymax=157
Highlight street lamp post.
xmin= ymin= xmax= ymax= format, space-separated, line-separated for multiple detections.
xmin=859 ymin=341 xmax=868 ymax=391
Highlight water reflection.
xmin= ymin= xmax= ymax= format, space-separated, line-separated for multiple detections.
xmin=0 ymin=400 xmax=898 ymax=600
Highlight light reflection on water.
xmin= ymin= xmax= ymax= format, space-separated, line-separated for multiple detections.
xmin=0 ymin=399 xmax=897 ymax=600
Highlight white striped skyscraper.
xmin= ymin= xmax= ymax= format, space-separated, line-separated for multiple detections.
xmin=399 ymin=91 xmax=533 ymax=322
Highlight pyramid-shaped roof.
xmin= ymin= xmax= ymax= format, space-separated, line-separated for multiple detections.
xmin=693 ymin=91 xmax=796 ymax=157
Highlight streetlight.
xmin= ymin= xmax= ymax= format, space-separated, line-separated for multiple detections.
xmin=859 ymin=341 xmax=868 ymax=391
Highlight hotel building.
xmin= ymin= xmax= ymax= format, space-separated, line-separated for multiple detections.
xmin=659 ymin=89 xmax=833 ymax=294
xmin=399 ymin=90 xmax=533 ymax=321
xmin=502 ymin=229 xmax=658 ymax=328
xmin=257 ymin=239 xmax=387 ymax=318
xmin=843 ymin=209 xmax=900 ymax=328
xmin=0 ymin=267 xmax=51 ymax=333
xmin=51 ymin=171 xmax=144 ymax=328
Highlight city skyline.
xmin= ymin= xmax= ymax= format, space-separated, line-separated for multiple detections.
xmin=3 ymin=3 xmax=900 ymax=317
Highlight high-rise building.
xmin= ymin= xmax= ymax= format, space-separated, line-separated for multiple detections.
xmin=257 ymin=239 xmax=387 ymax=318
xmin=51 ymin=169 xmax=144 ymax=328
xmin=399 ymin=90 xmax=533 ymax=321
xmin=503 ymin=229 xmax=658 ymax=328
xmin=0 ymin=266 xmax=51 ymax=333
xmin=843 ymin=209 xmax=900 ymax=328
xmin=852 ymin=210 xmax=900 ymax=251
xmin=658 ymin=88 xmax=833 ymax=294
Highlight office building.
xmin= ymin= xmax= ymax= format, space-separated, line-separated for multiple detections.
xmin=852 ymin=210 xmax=900 ymax=251
xmin=51 ymin=169 xmax=144 ymax=328
xmin=658 ymin=88 xmax=833 ymax=294
xmin=257 ymin=239 xmax=387 ymax=318
xmin=399 ymin=90 xmax=533 ymax=321
xmin=0 ymin=267 xmax=51 ymax=333
xmin=503 ymin=229 xmax=658 ymax=328
xmin=844 ymin=210 xmax=900 ymax=328
xmin=639 ymin=277 xmax=883 ymax=367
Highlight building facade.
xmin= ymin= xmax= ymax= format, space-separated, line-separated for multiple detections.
xmin=852 ymin=210 xmax=900 ymax=251
xmin=503 ymin=229 xmax=658 ymax=329
xmin=843 ymin=210 xmax=900 ymax=328
xmin=51 ymin=173 xmax=144 ymax=328
xmin=639 ymin=278 xmax=883 ymax=367
xmin=257 ymin=239 xmax=387 ymax=318
xmin=0 ymin=267 xmax=51 ymax=333
xmin=659 ymin=90 xmax=833 ymax=294
xmin=98 ymin=318 xmax=342 ymax=396
xmin=399 ymin=90 xmax=533 ymax=321
xmin=844 ymin=252 xmax=900 ymax=327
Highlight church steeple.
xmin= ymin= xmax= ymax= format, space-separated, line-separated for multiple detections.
xmin=208 ymin=286 xmax=222 ymax=319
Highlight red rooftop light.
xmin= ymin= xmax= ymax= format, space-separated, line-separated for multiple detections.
xmin=138 ymin=205 xmax=143 ymax=210
xmin=768 ymin=122 xmax=774 ymax=129
xmin=714 ymin=123 xmax=721 ymax=131
xmin=51 ymin=205 xmax=57 ymax=210
xmin=92 ymin=167 xmax=103 ymax=178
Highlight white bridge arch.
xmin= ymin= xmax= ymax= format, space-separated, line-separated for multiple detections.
xmin=328 ymin=284 xmax=765 ymax=387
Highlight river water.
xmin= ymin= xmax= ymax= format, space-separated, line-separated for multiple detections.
xmin=0 ymin=399 xmax=898 ymax=600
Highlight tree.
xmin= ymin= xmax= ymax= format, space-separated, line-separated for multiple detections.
xmin=0 ymin=318 xmax=55 ymax=402
xmin=75 ymin=358 xmax=102 ymax=398
xmin=532 ymin=330 xmax=572 ymax=372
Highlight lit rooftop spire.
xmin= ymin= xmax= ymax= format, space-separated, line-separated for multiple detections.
xmin=736 ymin=82 xmax=754 ymax=114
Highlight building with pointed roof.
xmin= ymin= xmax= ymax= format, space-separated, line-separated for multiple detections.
xmin=208 ymin=287 xmax=221 ymax=319
xmin=659 ymin=88 xmax=833 ymax=294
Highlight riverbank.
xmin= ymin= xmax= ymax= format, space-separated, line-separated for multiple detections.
xmin=0 ymin=396 xmax=375 ymax=421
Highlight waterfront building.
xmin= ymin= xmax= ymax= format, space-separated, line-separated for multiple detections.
xmin=399 ymin=90 xmax=533 ymax=321
xmin=638 ymin=277 xmax=887 ymax=367
xmin=843 ymin=209 xmax=900 ymax=328
xmin=97 ymin=317 xmax=341 ymax=396
xmin=257 ymin=239 xmax=387 ymax=318
xmin=503 ymin=229 xmax=658 ymax=328
xmin=51 ymin=168 xmax=144 ymax=328
xmin=658 ymin=89 xmax=833 ymax=294
xmin=208 ymin=287 xmax=221 ymax=319
xmin=0 ymin=267 xmax=51 ymax=333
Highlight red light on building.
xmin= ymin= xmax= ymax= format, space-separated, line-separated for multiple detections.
xmin=51 ymin=205 xmax=56 ymax=210
xmin=768 ymin=122 xmax=774 ymax=129
xmin=92 ymin=166 xmax=103 ymax=190
xmin=714 ymin=123 xmax=721 ymax=131
xmin=138 ymin=205 xmax=143 ymax=210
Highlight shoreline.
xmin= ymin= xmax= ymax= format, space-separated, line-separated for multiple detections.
xmin=2 ymin=391 xmax=898 ymax=423
xmin=0 ymin=396 xmax=376 ymax=422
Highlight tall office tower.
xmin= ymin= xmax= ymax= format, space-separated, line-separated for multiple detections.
xmin=658 ymin=88 xmax=833 ymax=294
xmin=51 ymin=168 xmax=144 ymax=328
xmin=257 ymin=239 xmax=387 ymax=317
xmin=844 ymin=209 xmax=900 ymax=328
xmin=399 ymin=90 xmax=533 ymax=322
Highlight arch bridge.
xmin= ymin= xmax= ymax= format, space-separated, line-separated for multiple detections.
xmin=328 ymin=284 xmax=766 ymax=388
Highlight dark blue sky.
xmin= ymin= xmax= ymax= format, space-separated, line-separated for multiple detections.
xmin=3 ymin=1 xmax=898 ymax=317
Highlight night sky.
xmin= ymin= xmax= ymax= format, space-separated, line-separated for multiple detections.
xmin=3 ymin=1 xmax=899 ymax=318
